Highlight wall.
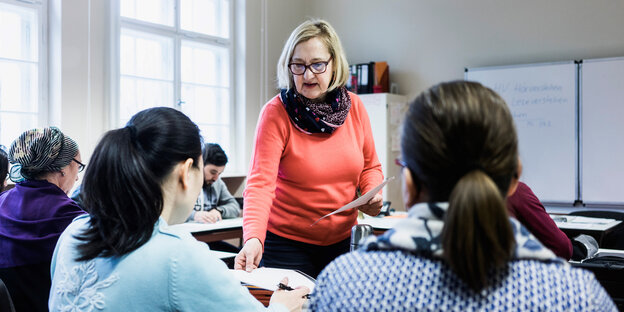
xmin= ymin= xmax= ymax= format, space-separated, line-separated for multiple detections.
xmin=47 ymin=1 xmax=624 ymax=209
xmin=301 ymin=0 xmax=624 ymax=100
xmin=240 ymin=0 xmax=306 ymax=175
xmin=49 ymin=0 xmax=108 ymax=163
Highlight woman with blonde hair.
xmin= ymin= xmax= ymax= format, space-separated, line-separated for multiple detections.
xmin=235 ymin=19 xmax=383 ymax=278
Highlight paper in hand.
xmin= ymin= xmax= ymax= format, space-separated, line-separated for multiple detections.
xmin=311 ymin=177 xmax=395 ymax=226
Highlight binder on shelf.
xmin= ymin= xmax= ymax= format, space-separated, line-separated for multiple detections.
xmin=374 ymin=61 xmax=389 ymax=93
xmin=349 ymin=61 xmax=390 ymax=94
xmin=360 ymin=63 xmax=370 ymax=94
xmin=347 ymin=64 xmax=357 ymax=93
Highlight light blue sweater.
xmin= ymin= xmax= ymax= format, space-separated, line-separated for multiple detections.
xmin=49 ymin=215 xmax=286 ymax=311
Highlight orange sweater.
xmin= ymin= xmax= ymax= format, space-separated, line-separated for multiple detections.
xmin=243 ymin=92 xmax=383 ymax=246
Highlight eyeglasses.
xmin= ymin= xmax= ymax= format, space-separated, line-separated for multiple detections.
xmin=288 ymin=58 xmax=332 ymax=75
xmin=395 ymin=158 xmax=408 ymax=169
xmin=73 ymin=158 xmax=86 ymax=173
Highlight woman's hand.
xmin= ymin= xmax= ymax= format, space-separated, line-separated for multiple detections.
xmin=234 ymin=238 xmax=263 ymax=272
xmin=270 ymin=277 xmax=310 ymax=312
xmin=357 ymin=193 xmax=383 ymax=216
xmin=193 ymin=209 xmax=222 ymax=223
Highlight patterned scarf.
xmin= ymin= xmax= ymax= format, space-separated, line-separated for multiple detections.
xmin=362 ymin=202 xmax=562 ymax=263
xmin=8 ymin=127 xmax=78 ymax=182
xmin=280 ymin=86 xmax=351 ymax=134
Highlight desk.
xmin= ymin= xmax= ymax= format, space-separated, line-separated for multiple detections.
xmin=208 ymin=250 xmax=237 ymax=269
xmin=570 ymin=248 xmax=624 ymax=309
xmin=358 ymin=212 xmax=407 ymax=235
xmin=168 ymin=218 xmax=243 ymax=243
xmin=550 ymin=214 xmax=623 ymax=246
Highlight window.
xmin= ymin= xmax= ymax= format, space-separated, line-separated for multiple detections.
xmin=115 ymin=0 xmax=234 ymax=165
xmin=0 ymin=0 xmax=46 ymax=147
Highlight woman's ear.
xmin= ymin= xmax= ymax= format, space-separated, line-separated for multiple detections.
xmin=403 ymin=169 xmax=418 ymax=207
xmin=507 ymin=158 xmax=523 ymax=197
xmin=403 ymin=168 xmax=428 ymax=208
xmin=178 ymin=158 xmax=195 ymax=190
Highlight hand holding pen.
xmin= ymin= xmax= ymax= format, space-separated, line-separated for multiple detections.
xmin=270 ymin=277 xmax=310 ymax=311
xmin=278 ymin=282 xmax=311 ymax=299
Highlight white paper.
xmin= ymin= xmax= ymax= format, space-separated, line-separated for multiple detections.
xmin=311 ymin=177 xmax=395 ymax=226
xmin=166 ymin=218 xmax=243 ymax=233
xmin=230 ymin=267 xmax=315 ymax=292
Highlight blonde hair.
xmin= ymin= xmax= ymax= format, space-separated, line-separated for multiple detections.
xmin=277 ymin=19 xmax=349 ymax=92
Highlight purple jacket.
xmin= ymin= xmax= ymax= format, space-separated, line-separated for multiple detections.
xmin=0 ymin=180 xmax=85 ymax=268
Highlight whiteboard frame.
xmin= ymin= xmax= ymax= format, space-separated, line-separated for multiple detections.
xmin=465 ymin=61 xmax=579 ymax=204
xmin=579 ymin=56 xmax=624 ymax=205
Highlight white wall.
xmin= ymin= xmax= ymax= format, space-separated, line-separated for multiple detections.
xmin=49 ymin=0 xmax=108 ymax=163
xmin=301 ymin=0 xmax=624 ymax=100
xmin=50 ymin=0 xmax=624 ymax=184
xmin=240 ymin=0 xmax=306 ymax=173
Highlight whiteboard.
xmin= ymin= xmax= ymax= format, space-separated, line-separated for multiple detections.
xmin=465 ymin=62 xmax=577 ymax=203
xmin=580 ymin=57 xmax=624 ymax=204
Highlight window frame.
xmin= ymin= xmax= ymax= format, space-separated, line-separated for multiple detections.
xmin=110 ymin=0 xmax=238 ymax=170
xmin=0 ymin=0 xmax=48 ymax=146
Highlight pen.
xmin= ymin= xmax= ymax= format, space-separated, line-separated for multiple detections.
xmin=277 ymin=282 xmax=310 ymax=299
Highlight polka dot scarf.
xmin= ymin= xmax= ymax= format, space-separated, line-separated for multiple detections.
xmin=280 ymin=86 xmax=351 ymax=135
xmin=8 ymin=127 xmax=78 ymax=182
xmin=362 ymin=202 xmax=562 ymax=263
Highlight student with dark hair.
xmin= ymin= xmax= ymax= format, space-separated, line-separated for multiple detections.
xmin=506 ymin=160 xmax=573 ymax=259
xmin=0 ymin=127 xmax=85 ymax=312
xmin=507 ymin=163 xmax=598 ymax=261
xmin=49 ymin=107 xmax=308 ymax=311
xmin=0 ymin=145 xmax=7 ymax=191
xmin=188 ymin=143 xmax=241 ymax=223
xmin=309 ymin=81 xmax=615 ymax=311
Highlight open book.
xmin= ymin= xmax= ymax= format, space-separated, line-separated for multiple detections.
xmin=231 ymin=267 xmax=315 ymax=292
xmin=230 ymin=268 xmax=315 ymax=306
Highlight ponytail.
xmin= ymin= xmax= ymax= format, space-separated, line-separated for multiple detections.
xmin=402 ymin=81 xmax=518 ymax=291
xmin=76 ymin=107 xmax=201 ymax=261
xmin=442 ymin=170 xmax=514 ymax=292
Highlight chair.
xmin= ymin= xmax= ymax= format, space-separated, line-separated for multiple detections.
xmin=569 ymin=210 xmax=624 ymax=249
xmin=0 ymin=278 xmax=16 ymax=312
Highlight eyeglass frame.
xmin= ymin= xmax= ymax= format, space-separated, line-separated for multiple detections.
xmin=395 ymin=158 xmax=408 ymax=169
xmin=288 ymin=57 xmax=333 ymax=75
xmin=73 ymin=158 xmax=86 ymax=173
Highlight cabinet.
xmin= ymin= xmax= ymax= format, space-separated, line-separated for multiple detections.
xmin=359 ymin=93 xmax=408 ymax=212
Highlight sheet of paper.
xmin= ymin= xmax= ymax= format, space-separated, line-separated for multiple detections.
xmin=567 ymin=216 xmax=615 ymax=224
xmin=311 ymin=177 xmax=395 ymax=226
xmin=166 ymin=218 xmax=243 ymax=233
xmin=230 ymin=267 xmax=315 ymax=292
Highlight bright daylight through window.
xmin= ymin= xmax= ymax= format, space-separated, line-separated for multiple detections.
xmin=118 ymin=0 xmax=233 ymax=156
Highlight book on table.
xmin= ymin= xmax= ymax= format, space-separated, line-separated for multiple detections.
xmin=230 ymin=267 xmax=316 ymax=306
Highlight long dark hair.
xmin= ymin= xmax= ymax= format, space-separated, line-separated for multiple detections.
xmin=401 ymin=81 xmax=518 ymax=291
xmin=0 ymin=146 xmax=8 ymax=190
xmin=76 ymin=107 xmax=202 ymax=261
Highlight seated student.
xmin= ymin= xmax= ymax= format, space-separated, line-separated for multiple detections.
xmin=49 ymin=107 xmax=308 ymax=311
xmin=0 ymin=127 xmax=86 ymax=312
xmin=188 ymin=143 xmax=241 ymax=223
xmin=507 ymin=173 xmax=598 ymax=261
xmin=0 ymin=145 xmax=7 ymax=191
xmin=506 ymin=161 xmax=573 ymax=259
xmin=309 ymin=81 xmax=616 ymax=311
